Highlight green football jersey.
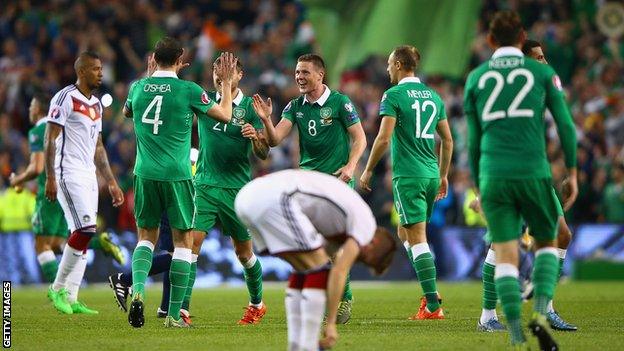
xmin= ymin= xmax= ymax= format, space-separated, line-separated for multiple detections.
xmin=463 ymin=47 xmax=577 ymax=181
xmin=28 ymin=118 xmax=47 ymax=199
xmin=282 ymin=87 xmax=360 ymax=174
xmin=125 ymin=71 xmax=215 ymax=181
xmin=379 ymin=77 xmax=447 ymax=179
xmin=194 ymin=90 xmax=263 ymax=188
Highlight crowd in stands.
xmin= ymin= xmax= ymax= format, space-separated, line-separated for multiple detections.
xmin=1 ymin=0 xmax=623 ymax=234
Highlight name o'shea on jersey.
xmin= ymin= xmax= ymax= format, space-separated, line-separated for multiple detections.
xmin=143 ymin=84 xmax=172 ymax=93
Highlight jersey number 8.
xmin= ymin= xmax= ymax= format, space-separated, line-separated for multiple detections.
xmin=142 ymin=95 xmax=164 ymax=134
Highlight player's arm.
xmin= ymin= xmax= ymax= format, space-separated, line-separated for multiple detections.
xmin=321 ymin=238 xmax=360 ymax=350
xmin=463 ymin=77 xmax=481 ymax=188
xmin=334 ymin=123 xmax=366 ymax=183
xmin=360 ymin=116 xmax=395 ymax=191
xmin=44 ymin=123 xmax=62 ymax=201
xmin=436 ymin=119 xmax=453 ymax=200
xmin=244 ymin=127 xmax=270 ymax=160
xmin=545 ymin=71 xmax=578 ymax=210
xmin=251 ymin=94 xmax=292 ymax=147
xmin=205 ymin=53 xmax=237 ymax=124
xmin=95 ymin=135 xmax=124 ymax=207
xmin=10 ymin=152 xmax=44 ymax=189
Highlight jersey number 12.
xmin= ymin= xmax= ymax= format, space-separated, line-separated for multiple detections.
xmin=411 ymin=100 xmax=436 ymax=139
xmin=142 ymin=95 xmax=164 ymax=134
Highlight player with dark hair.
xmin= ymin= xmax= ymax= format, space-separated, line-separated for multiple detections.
xmin=235 ymin=170 xmax=397 ymax=350
xmin=252 ymin=53 xmax=367 ymax=323
xmin=464 ymin=10 xmax=577 ymax=350
xmin=123 ymin=36 xmax=236 ymax=328
xmin=44 ymin=51 xmax=125 ymax=315
xmin=183 ymin=55 xmax=270 ymax=325
xmin=361 ymin=45 xmax=453 ymax=320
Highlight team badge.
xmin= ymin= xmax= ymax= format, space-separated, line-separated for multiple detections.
xmin=201 ymin=91 xmax=211 ymax=104
xmin=83 ymin=215 xmax=91 ymax=223
xmin=319 ymin=107 xmax=332 ymax=119
xmin=344 ymin=102 xmax=354 ymax=113
xmin=232 ymin=107 xmax=247 ymax=126
xmin=50 ymin=106 xmax=60 ymax=119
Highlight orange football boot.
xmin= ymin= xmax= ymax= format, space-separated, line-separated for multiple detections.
xmin=238 ymin=304 xmax=267 ymax=325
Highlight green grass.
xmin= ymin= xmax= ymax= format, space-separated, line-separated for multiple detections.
xmin=10 ymin=281 xmax=624 ymax=350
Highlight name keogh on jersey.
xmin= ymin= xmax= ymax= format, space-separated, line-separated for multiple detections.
xmin=489 ymin=57 xmax=524 ymax=69
xmin=143 ymin=84 xmax=172 ymax=93
xmin=407 ymin=90 xmax=432 ymax=99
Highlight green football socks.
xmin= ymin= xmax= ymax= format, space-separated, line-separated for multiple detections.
xmin=37 ymin=251 xmax=58 ymax=283
xmin=168 ymin=248 xmax=192 ymax=321
xmin=482 ymin=250 xmax=497 ymax=310
xmin=181 ymin=256 xmax=197 ymax=311
xmin=131 ymin=241 xmax=154 ymax=300
xmin=242 ymin=255 xmax=264 ymax=305
xmin=533 ymin=248 xmax=559 ymax=315
xmin=495 ymin=263 xmax=525 ymax=345
xmin=342 ymin=273 xmax=353 ymax=301
xmin=410 ymin=243 xmax=440 ymax=312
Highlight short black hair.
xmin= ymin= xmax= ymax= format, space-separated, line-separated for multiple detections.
xmin=522 ymin=39 xmax=542 ymax=55
xmin=489 ymin=11 xmax=524 ymax=46
xmin=393 ymin=45 xmax=421 ymax=72
xmin=74 ymin=51 xmax=100 ymax=71
xmin=297 ymin=54 xmax=325 ymax=71
xmin=32 ymin=91 xmax=50 ymax=114
xmin=214 ymin=55 xmax=243 ymax=72
xmin=154 ymin=37 xmax=184 ymax=67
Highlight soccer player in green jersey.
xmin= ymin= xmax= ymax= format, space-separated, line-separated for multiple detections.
xmin=185 ymin=56 xmax=269 ymax=325
xmin=360 ymin=45 xmax=453 ymax=320
xmin=252 ymin=53 xmax=367 ymax=323
xmin=464 ymin=11 xmax=578 ymax=349
xmin=123 ymin=37 xmax=237 ymax=328
xmin=10 ymin=93 xmax=125 ymax=291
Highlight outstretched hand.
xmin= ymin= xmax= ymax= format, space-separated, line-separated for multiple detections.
xmin=251 ymin=94 xmax=272 ymax=123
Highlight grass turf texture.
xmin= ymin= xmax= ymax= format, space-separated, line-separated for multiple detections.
xmin=11 ymin=281 xmax=624 ymax=350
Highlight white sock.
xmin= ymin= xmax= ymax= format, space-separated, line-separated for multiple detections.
xmin=480 ymin=308 xmax=498 ymax=324
xmin=66 ymin=253 xmax=87 ymax=303
xmin=299 ymin=288 xmax=326 ymax=351
xmin=37 ymin=250 xmax=56 ymax=266
xmin=172 ymin=247 xmax=192 ymax=263
xmin=52 ymin=245 xmax=83 ymax=291
xmin=241 ymin=254 xmax=257 ymax=269
xmin=285 ymin=288 xmax=303 ymax=351
xmin=547 ymin=299 xmax=554 ymax=313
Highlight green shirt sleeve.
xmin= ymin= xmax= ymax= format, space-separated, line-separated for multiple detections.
xmin=543 ymin=66 xmax=577 ymax=168
xmin=124 ymin=81 xmax=136 ymax=113
xmin=281 ymin=99 xmax=295 ymax=122
xmin=189 ymin=82 xmax=216 ymax=115
xmin=339 ymin=95 xmax=360 ymax=127
xmin=28 ymin=127 xmax=44 ymax=153
xmin=379 ymin=90 xmax=398 ymax=117
xmin=463 ymin=74 xmax=481 ymax=185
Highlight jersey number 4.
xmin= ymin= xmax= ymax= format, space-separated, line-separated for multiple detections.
xmin=142 ymin=95 xmax=164 ymax=134
xmin=478 ymin=69 xmax=534 ymax=121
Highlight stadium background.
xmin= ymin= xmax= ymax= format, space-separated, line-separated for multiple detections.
xmin=0 ymin=0 xmax=623 ymax=286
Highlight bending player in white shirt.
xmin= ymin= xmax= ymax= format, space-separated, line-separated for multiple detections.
xmin=235 ymin=170 xmax=396 ymax=351
xmin=44 ymin=51 xmax=124 ymax=315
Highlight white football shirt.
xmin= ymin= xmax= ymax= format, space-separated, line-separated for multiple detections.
xmin=47 ymin=84 xmax=103 ymax=179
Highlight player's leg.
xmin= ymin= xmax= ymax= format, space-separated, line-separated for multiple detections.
xmin=163 ymin=179 xmax=195 ymax=327
xmin=481 ymin=178 xmax=527 ymax=346
xmin=393 ymin=177 xmax=442 ymax=318
xmin=285 ymin=273 xmax=304 ymax=350
xmin=518 ymin=179 xmax=560 ymax=350
xmin=478 ymin=245 xmax=506 ymax=331
xmin=51 ymin=177 xmax=98 ymax=314
xmin=33 ymin=201 xmax=59 ymax=284
xmin=89 ymin=231 xmax=125 ymax=265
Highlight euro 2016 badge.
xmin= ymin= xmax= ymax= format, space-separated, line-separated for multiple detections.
xmin=319 ymin=107 xmax=333 ymax=126
xmin=232 ymin=107 xmax=246 ymax=126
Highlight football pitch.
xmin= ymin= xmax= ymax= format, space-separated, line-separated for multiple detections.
xmin=10 ymin=281 xmax=624 ymax=350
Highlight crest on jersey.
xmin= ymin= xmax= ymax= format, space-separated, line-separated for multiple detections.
xmin=552 ymin=75 xmax=563 ymax=91
xmin=72 ymin=97 xmax=101 ymax=121
xmin=319 ymin=107 xmax=332 ymax=119
xmin=232 ymin=107 xmax=247 ymax=126
xmin=296 ymin=112 xmax=304 ymax=119
xmin=50 ymin=106 xmax=60 ymax=119
xmin=344 ymin=102 xmax=354 ymax=113
xmin=201 ymin=91 xmax=211 ymax=104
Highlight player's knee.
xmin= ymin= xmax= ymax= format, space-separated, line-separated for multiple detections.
xmin=67 ymin=225 xmax=97 ymax=251
xmin=236 ymin=248 xmax=253 ymax=264
xmin=557 ymin=227 xmax=572 ymax=248
xmin=34 ymin=237 xmax=50 ymax=253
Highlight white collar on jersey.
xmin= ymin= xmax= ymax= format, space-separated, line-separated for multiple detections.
xmin=303 ymin=84 xmax=330 ymax=106
xmin=35 ymin=117 xmax=48 ymax=126
xmin=492 ymin=46 xmax=524 ymax=59
xmin=216 ymin=89 xmax=244 ymax=106
xmin=152 ymin=70 xmax=179 ymax=78
xmin=398 ymin=77 xmax=421 ymax=85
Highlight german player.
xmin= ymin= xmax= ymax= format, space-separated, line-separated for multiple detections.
xmin=44 ymin=52 xmax=125 ymax=315
xmin=252 ymin=54 xmax=367 ymax=323
xmin=184 ymin=56 xmax=269 ymax=325
xmin=234 ymin=170 xmax=396 ymax=351
xmin=360 ymin=45 xmax=453 ymax=320
xmin=464 ymin=11 xmax=577 ymax=350
xmin=10 ymin=93 xmax=124 ymax=293
xmin=123 ymin=37 xmax=236 ymax=328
